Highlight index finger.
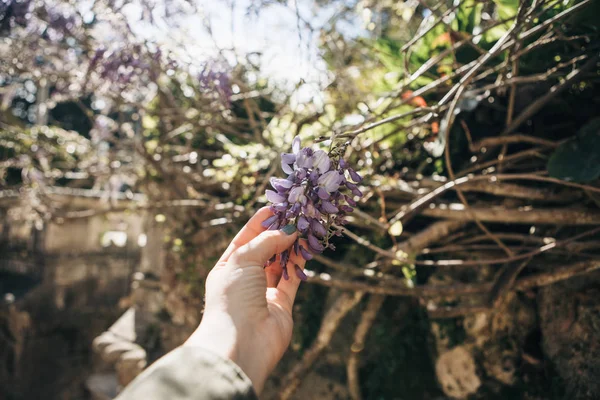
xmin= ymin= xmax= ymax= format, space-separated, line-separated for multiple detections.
xmin=218 ymin=206 xmax=274 ymax=263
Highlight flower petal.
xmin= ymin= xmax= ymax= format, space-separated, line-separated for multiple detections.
xmin=310 ymin=219 xmax=327 ymax=237
xmin=309 ymin=170 xmax=319 ymax=185
xmin=273 ymin=202 xmax=288 ymax=212
xmin=266 ymin=190 xmax=286 ymax=204
xmin=295 ymin=264 xmax=307 ymax=281
xmin=348 ymin=168 xmax=362 ymax=183
xmin=296 ymin=169 xmax=307 ymax=180
xmin=317 ymin=170 xmax=341 ymax=192
xmin=352 ymin=187 xmax=363 ymax=197
xmin=299 ymin=245 xmax=313 ymax=260
xmin=312 ymin=150 xmax=331 ymax=173
xmin=270 ymin=177 xmax=293 ymax=190
xmin=308 ymin=234 xmax=325 ymax=253
xmin=320 ymin=200 xmax=339 ymax=214
xmin=296 ymin=149 xmax=313 ymax=169
xmin=261 ymin=215 xmax=278 ymax=229
xmin=288 ymin=186 xmax=305 ymax=203
xmin=292 ymin=136 xmax=301 ymax=154
xmin=282 ymin=161 xmax=294 ymax=174
xmin=346 ymin=182 xmax=363 ymax=197
xmin=281 ymin=153 xmax=296 ymax=164
xmin=340 ymin=205 xmax=354 ymax=213
xmin=268 ymin=220 xmax=281 ymax=230
xmin=317 ymin=187 xmax=330 ymax=200
xmin=297 ymin=215 xmax=310 ymax=231
xmin=290 ymin=202 xmax=301 ymax=215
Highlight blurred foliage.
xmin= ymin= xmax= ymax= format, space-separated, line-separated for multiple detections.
xmin=548 ymin=118 xmax=600 ymax=183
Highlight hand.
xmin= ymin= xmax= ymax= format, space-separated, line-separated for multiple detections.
xmin=183 ymin=207 xmax=307 ymax=394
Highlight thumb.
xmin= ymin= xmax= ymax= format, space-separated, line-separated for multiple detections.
xmin=229 ymin=225 xmax=298 ymax=269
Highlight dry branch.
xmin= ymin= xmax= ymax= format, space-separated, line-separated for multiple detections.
xmin=307 ymin=260 xmax=600 ymax=299
xmin=422 ymin=205 xmax=600 ymax=225
xmin=501 ymin=55 xmax=600 ymax=135
xmin=471 ymin=134 xmax=561 ymax=151
xmin=279 ymin=291 xmax=365 ymax=400
xmin=347 ymin=295 xmax=386 ymax=400
xmin=458 ymin=181 xmax=580 ymax=203
xmin=399 ymin=220 xmax=467 ymax=254
xmin=343 ymin=219 xmax=467 ymax=397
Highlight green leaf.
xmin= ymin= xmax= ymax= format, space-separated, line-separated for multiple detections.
xmin=456 ymin=0 xmax=483 ymax=33
xmin=493 ymin=0 xmax=519 ymax=20
xmin=547 ymin=118 xmax=600 ymax=183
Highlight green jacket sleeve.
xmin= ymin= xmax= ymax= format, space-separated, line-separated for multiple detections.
xmin=115 ymin=346 xmax=258 ymax=400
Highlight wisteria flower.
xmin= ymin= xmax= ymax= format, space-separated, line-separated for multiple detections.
xmin=262 ymin=136 xmax=364 ymax=280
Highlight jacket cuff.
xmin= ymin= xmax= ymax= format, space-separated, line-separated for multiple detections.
xmin=116 ymin=346 xmax=258 ymax=400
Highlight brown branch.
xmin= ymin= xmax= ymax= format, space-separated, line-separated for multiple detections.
xmin=307 ymin=260 xmax=600 ymax=298
xmin=400 ymin=3 xmax=462 ymax=52
xmin=471 ymin=134 xmax=561 ymax=152
xmin=416 ymin=226 xmax=600 ymax=266
xmin=468 ymin=54 xmax=590 ymax=95
xmin=343 ymin=218 xmax=600 ymax=268
xmin=427 ymin=305 xmax=491 ymax=319
xmin=352 ymin=208 xmax=389 ymax=231
xmin=458 ymin=148 xmax=546 ymax=176
xmin=489 ymin=258 xmax=532 ymax=308
xmin=399 ymin=220 xmax=467 ymax=254
xmin=347 ymin=295 xmax=386 ymax=400
xmin=458 ymin=181 xmax=580 ymax=203
xmin=343 ymin=219 xmax=467 ymax=397
xmin=279 ymin=291 xmax=365 ymax=400
xmin=517 ymin=259 xmax=600 ymax=289
xmin=502 ymin=55 xmax=599 ymax=135
xmin=389 ymin=173 xmax=600 ymax=224
xmin=312 ymin=254 xmax=398 ymax=281
xmin=517 ymin=0 xmax=594 ymax=43
xmin=337 ymin=225 xmax=399 ymax=260
xmin=338 ymin=106 xmax=436 ymax=138
xmin=422 ymin=205 xmax=600 ymax=225
xmin=446 ymin=119 xmax=514 ymax=256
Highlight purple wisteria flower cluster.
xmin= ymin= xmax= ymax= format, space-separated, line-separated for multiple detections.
xmin=262 ymin=136 xmax=364 ymax=281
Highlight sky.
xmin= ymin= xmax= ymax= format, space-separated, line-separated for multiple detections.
xmin=118 ymin=0 xmax=362 ymax=106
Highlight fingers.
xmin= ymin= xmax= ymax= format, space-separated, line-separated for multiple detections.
xmin=265 ymin=266 xmax=280 ymax=288
xmin=229 ymin=228 xmax=298 ymax=269
xmin=276 ymin=239 xmax=308 ymax=309
xmin=218 ymin=207 xmax=273 ymax=264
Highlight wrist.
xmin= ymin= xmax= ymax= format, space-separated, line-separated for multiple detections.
xmin=184 ymin=314 xmax=269 ymax=394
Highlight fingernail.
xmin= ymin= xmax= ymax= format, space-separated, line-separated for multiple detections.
xmin=280 ymin=224 xmax=297 ymax=235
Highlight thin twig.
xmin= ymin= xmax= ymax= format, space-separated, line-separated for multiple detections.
xmin=502 ymin=55 xmax=599 ymax=135
xmin=306 ymin=260 xmax=600 ymax=297
xmin=489 ymin=257 xmax=533 ymax=308
xmin=471 ymin=134 xmax=561 ymax=152
xmin=422 ymin=205 xmax=600 ymax=226
xmin=389 ymin=173 xmax=600 ymax=224
xmin=446 ymin=118 xmax=513 ymax=256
